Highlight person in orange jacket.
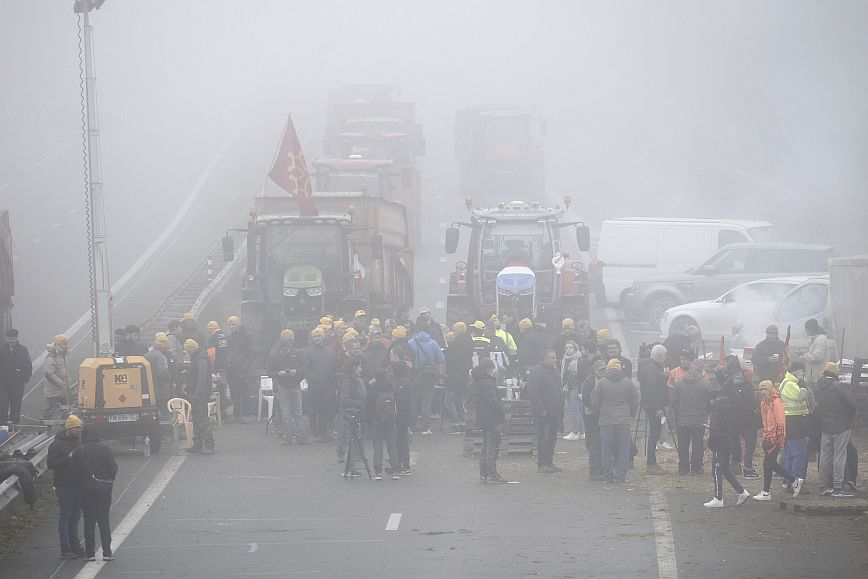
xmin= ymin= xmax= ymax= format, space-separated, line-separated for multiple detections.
xmin=753 ymin=380 xmax=802 ymax=501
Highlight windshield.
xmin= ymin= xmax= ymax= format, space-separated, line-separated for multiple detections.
xmin=723 ymin=282 xmax=797 ymax=303
xmin=262 ymin=224 xmax=344 ymax=300
xmin=748 ymin=226 xmax=776 ymax=242
xmin=776 ymin=282 xmax=829 ymax=322
xmin=480 ymin=220 xmax=556 ymax=273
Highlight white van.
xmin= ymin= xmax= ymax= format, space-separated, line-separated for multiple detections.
xmin=596 ymin=217 xmax=774 ymax=304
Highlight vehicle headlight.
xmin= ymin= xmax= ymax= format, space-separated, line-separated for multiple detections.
xmin=307 ymin=287 xmax=323 ymax=297
xmin=283 ymin=288 xmax=300 ymax=297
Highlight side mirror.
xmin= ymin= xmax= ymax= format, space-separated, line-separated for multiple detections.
xmin=372 ymin=234 xmax=384 ymax=260
xmin=576 ymin=225 xmax=590 ymax=252
xmin=445 ymin=227 xmax=460 ymax=254
xmin=222 ymin=236 xmax=235 ymax=262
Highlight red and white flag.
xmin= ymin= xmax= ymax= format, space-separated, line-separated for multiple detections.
xmin=268 ymin=115 xmax=318 ymax=216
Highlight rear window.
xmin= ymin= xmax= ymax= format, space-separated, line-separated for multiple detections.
xmin=744 ymin=249 xmax=830 ymax=274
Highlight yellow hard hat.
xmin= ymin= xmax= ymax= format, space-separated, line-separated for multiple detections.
xmin=471 ymin=320 xmax=486 ymax=330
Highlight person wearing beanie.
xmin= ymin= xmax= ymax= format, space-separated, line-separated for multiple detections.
xmin=0 ymin=328 xmax=33 ymax=425
xmin=803 ymin=318 xmax=831 ymax=389
xmin=179 ymin=314 xmax=202 ymax=350
xmin=596 ymin=328 xmax=610 ymax=352
xmin=47 ymin=414 xmax=84 ymax=558
xmin=753 ymin=380 xmax=801 ymax=502
xmin=751 ymin=325 xmax=785 ymax=383
xmin=225 ymin=315 xmax=252 ymax=421
xmin=470 ymin=358 xmax=507 ymax=482
xmin=305 ymin=326 xmax=338 ymax=442
xmin=704 ymin=374 xmax=752 ymax=508
xmin=638 ymin=344 xmax=671 ymax=475
xmin=528 ymin=350 xmax=563 ymax=473
xmin=205 ymin=321 xmax=228 ymax=373
xmin=70 ymin=427 xmax=118 ymax=560
xmin=516 ymin=318 xmax=546 ymax=371
xmin=671 ymin=359 xmax=714 ymax=476
xmin=581 ymin=358 xmax=607 ymax=480
xmin=444 ymin=320 xmax=474 ymax=431
xmin=183 ymin=339 xmax=215 ymax=453
xmin=42 ymin=334 xmax=71 ymax=421
xmin=575 ymin=319 xmax=596 ymax=341
xmin=320 ymin=316 xmax=333 ymax=328
xmin=552 ymin=318 xmax=578 ymax=360
xmin=144 ymin=333 xmax=173 ymax=412
xmin=815 ymin=362 xmax=856 ymax=497
xmin=592 ymin=357 xmax=639 ymax=483
xmin=267 ymin=329 xmax=308 ymax=444
xmin=779 ymin=361 xmax=811 ymax=483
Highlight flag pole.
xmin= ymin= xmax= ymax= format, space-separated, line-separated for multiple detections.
xmin=259 ymin=114 xmax=291 ymax=197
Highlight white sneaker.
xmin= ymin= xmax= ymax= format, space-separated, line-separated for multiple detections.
xmin=781 ymin=480 xmax=791 ymax=490
xmin=657 ymin=441 xmax=674 ymax=450
xmin=577 ymin=433 xmax=586 ymax=440
xmin=562 ymin=432 xmax=579 ymax=441
xmin=753 ymin=491 xmax=771 ymax=501
xmin=703 ymin=497 xmax=724 ymax=508
xmin=736 ymin=490 xmax=751 ymax=506
xmin=420 ymin=430 xmax=432 ymax=436
xmin=792 ymin=478 xmax=803 ymax=498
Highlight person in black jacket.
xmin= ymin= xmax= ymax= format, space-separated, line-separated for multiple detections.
xmin=226 ymin=315 xmax=253 ymax=420
xmin=366 ymin=369 xmax=399 ymax=480
xmin=46 ymin=415 xmax=84 ymax=558
xmin=0 ymin=328 xmax=32 ymax=425
xmin=387 ymin=346 xmax=414 ymax=475
xmin=305 ymin=328 xmax=338 ymax=442
xmin=471 ymin=358 xmax=507 ymax=483
xmin=527 ymin=350 xmax=563 ymax=473
xmin=184 ymin=339 xmax=215 ymax=454
xmin=720 ymin=355 xmax=761 ymax=478
xmin=335 ymin=357 xmax=365 ymax=464
xmin=581 ymin=359 xmax=607 ymax=480
xmin=445 ymin=323 xmax=473 ymax=430
xmin=72 ymin=427 xmax=118 ymax=561
xmin=604 ymin=339 xmax=633 ymax=379
xmin=267 ymin=330 xmax=307 ymax=445
xmin=704 ymin=387 xmax=751 ymax=508
xmin=516 ymin=318 xmax=546 ymax=370
xmin=638 ymin=344 xmax=670 ymax=475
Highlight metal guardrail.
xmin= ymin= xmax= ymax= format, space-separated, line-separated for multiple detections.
xmin=0 ymin=430 xmax=54 ymax=513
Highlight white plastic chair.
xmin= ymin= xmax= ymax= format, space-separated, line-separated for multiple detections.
xmin=258 ymin=376 xmax=274 ymax=423
xmin=167 ymin=397 xmax=194 ymax=449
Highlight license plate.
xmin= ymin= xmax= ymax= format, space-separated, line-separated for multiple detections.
xmin=107 ymin=413 xmax=138 ymax=423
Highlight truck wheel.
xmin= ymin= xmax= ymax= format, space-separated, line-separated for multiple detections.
xmin=644 ymin=294 xmax=680 ymax=328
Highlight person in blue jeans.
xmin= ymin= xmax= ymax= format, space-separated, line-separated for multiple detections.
xmin=560 ymin=341 xmax=585 ymax=440
xmin=592 ymin=359 xmax=639 ymax=483
xmin=780 ymin=362 xmax=811 ymax=484
xmin=46 ymin=415 xmax=84 ymax=558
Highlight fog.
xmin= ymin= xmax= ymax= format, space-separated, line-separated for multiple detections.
xmin=2 ymin=1 xmax=867 ymax=342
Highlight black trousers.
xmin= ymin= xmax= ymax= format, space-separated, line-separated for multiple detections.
xmin=677 ymin=426 xmax=705 ymax=473
xmin=480 ymin=425 xmax=502 ymax=478
xmin=227 ymin=369 xmax=249 ymax=418
xmin=81 ymin=491 xmax=112 ymax=557
xmin=762 ymin=441 xmax=795 ymax=493
xmin=536 ymin=414 xmax=558 ymax=467
xmin=0 ymin=381 xmax=25 ymax=424
xmin=646 ymin=411 xmax=662 ymax=465
xmin=712 ymin=444 xmax=744 ymax=500
xmin=309 ymin=382 xmax=335 ymax=439
xmin=396 ymin=414 xmax=412 ymax=471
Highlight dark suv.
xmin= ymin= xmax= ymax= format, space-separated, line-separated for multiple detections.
xmin=623 ymin=242 xmax=834 ymax=325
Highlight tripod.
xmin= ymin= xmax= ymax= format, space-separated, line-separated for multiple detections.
xmin=343 ymin=413 xmax=372 ymax=479
xmin=632 ymin=407 xmax=678 ymax=462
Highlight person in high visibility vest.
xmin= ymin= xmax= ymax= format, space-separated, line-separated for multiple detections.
xmin=469 ymin=321 xmax=492 ymax=366
xmin=779 ymin=361 xmax=811 ymax=483
xmin=489 ymin=315 xmax=517 ymax=357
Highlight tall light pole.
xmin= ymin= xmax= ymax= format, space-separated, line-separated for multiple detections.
xmin=75 ymin=0 xmax=112 ymax=356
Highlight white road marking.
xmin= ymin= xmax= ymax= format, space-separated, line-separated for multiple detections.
xmin=385 ymin=513 xmax=402 ymax=531
xmin=238 ymin=573 xmax=319 ymax=576
xmin=73 ymin=455 xmax=187 ymax=579
xmin=648 ymin=486 xmax=679 ymax=579
xmin=248 ymin=543 xmax=258 ymax=553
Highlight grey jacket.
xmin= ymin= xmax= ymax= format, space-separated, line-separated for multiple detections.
xmin=672 ymin=369 xmax=713 ymax=428
xmin=803 ymin=333 xmax=831 ymax=386
xmin=592 ymin=368 xmax=639 ymax=426
xmin=144 ymin=347 xmax=172 ymax=403
xmin=43 ymin=344 xmax=70 ymax=399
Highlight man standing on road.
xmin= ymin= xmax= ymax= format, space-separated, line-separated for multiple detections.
xmin=605 ymin=339 xmax=633 ymax=379
xmin=335 ymin=357 xmax=365 ymax=466
xmin=516 ymin=318 xmax=545 ymax=371
xmin=720 ymin=355 xmax=761 ymax=478
xmin=672 ymin=360 xmax=713 ymax=476
xmin=528 ymin=350 xmax=563 ymax=473
xmin=803 ymin=319 xmax=832 ymax=389
xmin=489 ymin=315 xmax=517 ymax=357
xmin=638 ymin=344 xmax=670 ymax=475
xmin=552 ymin=318 xmax=578 ymax=360
xmin=592 ymin=359 xmax=639 ymax=484
xmin=42 ymin=334 xmax=71 ymax=422
xmin=444 ymin=322 xmax=473 ymax=430
xmin=470 ymin=358 xmax=507 ymax=483
xmin=184 ymin=339 xmax=215 ymax=454
xmin=46 ymin=414 xmax=84 ymax=559
xmin=780 ymin=361 xmax=811 ymax=484
xmin=581 ymin=359 xmax=607 ymax=480
xmin=815 ymin=363 xmax=856 ymax=497
xmin=0 ymin=328 xmax=32 ymax=424
xmin=751 ymin=325 xmax=785 ymax=384
xmin=306 ymin=327 xmax=338 ymax=442
xmin=226 ymin=315 xmax=252 ymax=421
xmin=144 ymin=333 xmax=173 ymax=418
xmin=267 ymin=330 xmax=307 ymax=445
xmin=408 ymin=328 xmax=445 ymax=435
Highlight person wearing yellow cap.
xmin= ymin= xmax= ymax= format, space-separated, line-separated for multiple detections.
xmin=444 ymin=322 xmax=473 ymax=430
xmin=225 ymin=315 xmax=253 ymax=421
xmin=41 ymin=334 xmax=71 ymax=420
xmin=179 ymin=314 xmax=202 ymax=351
xmin=320 ymin=316 xmax=333 ymax=328
xmin=47 ymin=414 xmax=84 ymax=558
xmin=591 ymin=356 xmax=639 ymax=483
xmin=351 ymin=310 xmax=370 ymax=339
xmin=752 ymin=379 xmax=798 ymax=503
xmin=144 ymin=333 xmax=173 ymax=409
xmin=468 ymin=321 xmax=492 ymax=363
xmin=305 ymin=326 xmax=339 ymax=441
xmin=205 ymin=321 xmax=228 ymax=374
xmin=516 ymin=318 xmax=545 ymax=370
xmin=267 ymin=329 xmax=307 ymax=444
xmin=553 ymin=318 xmax=578 ymax=360
xmin=184 ymin=339 xmax=215 ymax=453
xmin=816 ymin=362 xmax=856 ymax=497
xmin=596 ymin=328 xmax=610 ymax=352
xmin=489 ymin=314 xmax=517 ymax=357
xmin=391 ymin=325 xmax=407 ymax=340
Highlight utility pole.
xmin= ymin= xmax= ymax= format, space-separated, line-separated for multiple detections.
xmin=76 ymin=0 xmax=112 ymax=356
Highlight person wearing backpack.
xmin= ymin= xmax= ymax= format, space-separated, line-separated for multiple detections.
xmin=71 ymin=428 xmax=118 ymax=561
xmin=407 ymin=330 xmax=445 ymax=435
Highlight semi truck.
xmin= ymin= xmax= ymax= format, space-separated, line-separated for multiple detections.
xmin=444 ymin=199 xmax=590 ymax=330
xmin=223 ymin=192 xmax=414 ymax=353
xmin=455 ymin=105 xmax=546 ymax=205
xmin=0 ymin=210 xmax=13 ymax=336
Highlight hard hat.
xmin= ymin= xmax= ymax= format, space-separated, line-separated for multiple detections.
xmin=561 ymin=318 xmax=574 ymax=330
xmin=354 ymin=309 xmax=367 ymax=318
xmin=471 ymin=320 xmax=486 ymax=330
xmin=183 ymin=339 xmax=199 ymax=353
xmin=280 ymin=329 xmax=295 ymax=341
xmin=65 ymin=415 xmax=83 ymax=430
xmin=206 ymin=321 xmax=220 ymax=332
